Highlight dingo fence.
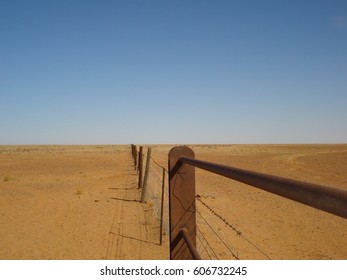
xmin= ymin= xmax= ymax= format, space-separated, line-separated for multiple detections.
xmin=131 ymin=145 xmax=347 ymax=260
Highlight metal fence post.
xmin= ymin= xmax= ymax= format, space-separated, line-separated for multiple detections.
xmin=132 ymin=145 xmax=137 ymax=170
xmin=131 ymin=144 xmax=136 ymax=169
xmin=168 ymin=146 xmax=197 ymax=260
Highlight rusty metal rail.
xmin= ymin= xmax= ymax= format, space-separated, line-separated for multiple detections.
xmin=179 ymin=156 xmax=347 ymax=219
xmin=168 ymin=146 xmax=347 ymax=259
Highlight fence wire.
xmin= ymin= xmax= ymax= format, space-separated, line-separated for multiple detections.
xmin=196 ymin=209 xmax=240 ymax=260
xmin=131 ymin=145 xmax=273 ymax=260
xmin=196 ymin=226 xmax=219 ymax=260
xmin=196 ymin=195 xmax=272 ymax=260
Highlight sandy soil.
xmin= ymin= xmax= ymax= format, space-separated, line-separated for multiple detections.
xmin=0 ymin=145 xmax=167 ymax=260
xmin=1 ymin=144 xmax=347 ymax=260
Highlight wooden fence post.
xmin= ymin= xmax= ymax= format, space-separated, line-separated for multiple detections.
xmin=168 ymin=146 xmax=196 ymax=260
xmin=141 ymin=147 xmax=152 ymax=202
xmin=138 ymin=146 xmax=143 ymax=189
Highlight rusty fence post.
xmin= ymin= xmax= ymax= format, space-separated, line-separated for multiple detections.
xmin=138 ymin=146 xmax=143 ymax=189
xmin=141 ymin=147 xmax=152 ymax=202
xmin=132 ymin=145 xmax=137 ymax=171
xmin=131 ymin=144 xmax=136 ymax=168
xmin=168 ymin=146 xmax=197 ymax=260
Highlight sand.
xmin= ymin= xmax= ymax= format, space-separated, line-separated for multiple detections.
xmin=1 ymin=144 xmax=346 ymax=260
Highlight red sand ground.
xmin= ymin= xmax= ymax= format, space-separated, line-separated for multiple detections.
xmin=1 ymin=144 xmax=346 ymax=259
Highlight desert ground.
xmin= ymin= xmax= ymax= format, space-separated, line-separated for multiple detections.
xmin=1 ymin=144 xmax=347 ymax=260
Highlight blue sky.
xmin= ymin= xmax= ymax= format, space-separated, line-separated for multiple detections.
xmin=1 ymin=0 xmax=346 ymax=144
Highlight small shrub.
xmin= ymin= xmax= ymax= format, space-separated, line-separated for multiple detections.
xmin=3 ymin=175 xmax=15 ymax=182
xmin=74 ymin=188 xmax=83 ymax=195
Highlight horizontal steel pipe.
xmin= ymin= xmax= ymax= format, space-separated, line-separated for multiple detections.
xmin=179 ymin=157 xmax=347 ymax=219
xmin=179 ymin=228 xmax=201 ymax=260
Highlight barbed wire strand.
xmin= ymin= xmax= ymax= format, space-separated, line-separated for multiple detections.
xmin=197 ymin=196 xmax=272 ymax=260
xmin=196 ymin=196 xmax=241 ymax=235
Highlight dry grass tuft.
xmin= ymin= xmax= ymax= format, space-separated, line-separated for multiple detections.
xmin=3 ymin=175 xmax=15 ymax=182
xmin=74 ymin=188 xmax=83 ymax=195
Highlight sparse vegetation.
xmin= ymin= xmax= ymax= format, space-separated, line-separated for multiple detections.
xmin=74 ymin=188 xmax=83 ymax=195
xmin=3 ymin=175 xmax=15 ymax=182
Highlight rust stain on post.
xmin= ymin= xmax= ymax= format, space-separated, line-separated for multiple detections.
xmin=168 ymin=146 xmax=197 ymax=260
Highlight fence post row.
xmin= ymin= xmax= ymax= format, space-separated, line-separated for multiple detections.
xmin=131 ymin=145 xmax=166 ymax=246
xmin=168 ymin=146 xmax=200 ymax=260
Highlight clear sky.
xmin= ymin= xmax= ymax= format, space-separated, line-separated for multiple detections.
xmin=1 ymin=0 xmax=346 ymax=144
